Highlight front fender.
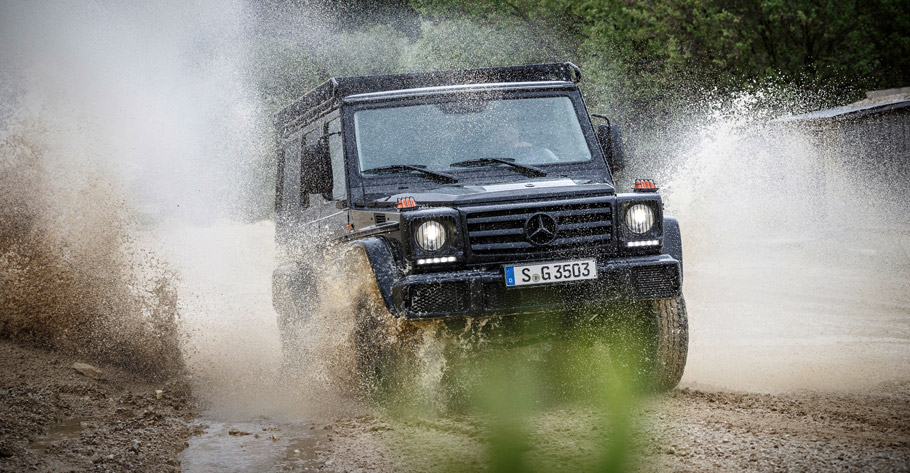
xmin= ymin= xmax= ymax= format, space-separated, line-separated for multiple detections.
xmin=345 ymin=236 xmax=404 ymax=316
xmin=662 ymin=216 xmax=683 ymax=282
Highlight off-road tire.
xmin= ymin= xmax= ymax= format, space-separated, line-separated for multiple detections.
xmin=353 ymin=297 xmax=429 ymax=405
xmin=352 ymin=287 xmax=453 ymax=408
xmin=649 ymin=295 xmax=689 ymax=391
xmin=353 ymin=292 xmax=391 ymax=397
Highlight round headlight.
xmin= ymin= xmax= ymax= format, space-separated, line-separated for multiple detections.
xmin=624 ymin=204 xmax=655 ymax=235
xmin=416 ymin=220 xmax=447 ymax=251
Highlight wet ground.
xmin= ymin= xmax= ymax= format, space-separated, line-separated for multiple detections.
xmin=0 ymin=341 xmax=196 ymax=472
xmin=181 ymin=421 xmax=325 ymax=472
xmin=2 ymin=220 xmax=909 ymax=472
xmin=170 ymin=221 xmax=910 ymax=472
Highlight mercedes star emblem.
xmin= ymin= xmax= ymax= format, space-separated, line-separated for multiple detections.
xmin=524 ymin=213 xmax=558 ymax=245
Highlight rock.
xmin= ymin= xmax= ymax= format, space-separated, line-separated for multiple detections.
xmin=72 ymin=362 xmax=105 ymax=380
xmin=228 ymin=428 xmax=251 ymax=436
xmin=155 ymin=390 xmax=163 ymax=400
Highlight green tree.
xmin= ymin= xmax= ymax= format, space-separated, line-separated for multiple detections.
xmin=413 ymin=0 xmax=910 ymax=106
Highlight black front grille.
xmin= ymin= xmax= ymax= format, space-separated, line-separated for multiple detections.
xmin=409 ymin=282 xmax=471 ymax=315
xmin=463 ymin=197 xmax=614 ymax=263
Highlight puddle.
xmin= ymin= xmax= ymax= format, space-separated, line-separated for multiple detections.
xmin=180 ymin=419 xmax=333 ymax=472
xmin=29 ymin=416 xmax=99 ymax=454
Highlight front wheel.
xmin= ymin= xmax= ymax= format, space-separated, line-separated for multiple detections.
xmin=352 ymin=291 xmax=448 ymax=407
xmin=648 ymin=295 xmax=689 ymax=391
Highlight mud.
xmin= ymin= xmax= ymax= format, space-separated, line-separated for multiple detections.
xmin=3 ymin=332 xmax=907 ymax=473
xmin=653 ymin=384 xmax=910 ymax=472
xmin=310 ymin=383 xmax=910 ymax=472
xmin=0 ymin=340 xmax=197 ymax=472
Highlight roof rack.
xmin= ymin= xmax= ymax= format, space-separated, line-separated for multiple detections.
xmin=275 ymin=62 xmax=581 ymax=133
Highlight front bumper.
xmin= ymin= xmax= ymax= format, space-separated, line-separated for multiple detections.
xmin=389 ymin=254 xmax=682 ymax=319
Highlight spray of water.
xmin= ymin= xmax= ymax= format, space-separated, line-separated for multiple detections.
xmin=2 ymin=0 xmax=908 ymax=430
xmin=0 ymin=97 xmax=183 ymax=378
xmin=0 ymin=1 xmax=270 ymax=385
xmin=640 ymin=92 xmax=910 ymax=391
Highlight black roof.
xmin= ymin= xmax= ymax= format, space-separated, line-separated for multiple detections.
xmin=274 ymin=62 xmax=581 ymax=134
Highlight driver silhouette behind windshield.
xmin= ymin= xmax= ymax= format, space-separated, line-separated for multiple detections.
xmin=488 ymin=125 xmax=558 ymax=163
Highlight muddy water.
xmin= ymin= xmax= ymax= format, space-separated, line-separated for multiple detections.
xmin=657 ymin=115 xmax=910 ymax=393
xmin=182 ymin=421 xmax=327 ymax=472
xmin=143 ymin=220 xmax=342 ymax=471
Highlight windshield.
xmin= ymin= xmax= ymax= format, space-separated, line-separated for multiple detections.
xmin=353 ymin=96 xmax=592 ymax=173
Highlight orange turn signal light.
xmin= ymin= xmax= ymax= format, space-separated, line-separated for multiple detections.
xmin=396 ymin=197 xmax=417 ymax=209
xmin=634 ymin=179 xmax=658 ymax=192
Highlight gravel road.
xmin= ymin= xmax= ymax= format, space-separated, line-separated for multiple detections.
xmin=0 ymin=341 xmax=198 ymax=472
xmin=311 ymin=383 xmax=910 ymax=472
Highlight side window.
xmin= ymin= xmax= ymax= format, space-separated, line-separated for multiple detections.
xmin=301 ymin=129 xmax=321 ymax=208
xmin=328 ymin=118 xmax=346 ymax=201
xmin=281 ymin=134 xmax=301 ymax=211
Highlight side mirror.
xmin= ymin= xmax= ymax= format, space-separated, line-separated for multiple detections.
xmin=300 ymin=136 xmax=333 ymax=201
xmin=596 ymin=123 xmax=626 ymax=174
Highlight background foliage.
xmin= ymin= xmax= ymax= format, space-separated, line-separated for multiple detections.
xmin=240 ymin=0 xmax=908 ymax=216
xmin=252 ymin=0 xmax=909 ymax=111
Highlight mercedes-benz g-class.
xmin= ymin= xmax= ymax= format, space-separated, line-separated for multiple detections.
xmin=272 ymin=63 xmax=687 ymax=390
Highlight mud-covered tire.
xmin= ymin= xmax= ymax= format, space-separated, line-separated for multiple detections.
xmin=353 ymin=301 xmax=423 ymax=404
xmin=352 ymin=289 xmax=452 ymax=407
xmin=648 ymin=295 xmax=689 ymax=391
xmin=352 ymin=293 xmax=391 ymax=396
xmin=348 ymin=259 xmax=413 ymax=400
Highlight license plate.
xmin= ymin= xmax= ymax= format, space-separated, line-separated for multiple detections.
xmin=504 ymin=259 xmax=597 ymax=287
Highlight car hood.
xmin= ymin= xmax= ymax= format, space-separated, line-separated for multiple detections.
xmin=369 ymin=178 xmax=616 ymax=208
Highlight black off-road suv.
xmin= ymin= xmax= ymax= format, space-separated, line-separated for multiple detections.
xmin=272 ymin=63 xmax=687 ymax=390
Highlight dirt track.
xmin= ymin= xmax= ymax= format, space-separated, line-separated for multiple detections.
xmin=0 ymin=341 xmax=197 ymax=472
xmin=2 ymin=222 xmax=909 ymax=472
xmin=304 ymin=383 xmax=910 ymax=473
xmin=654 ymin=385 xmax=910 ymax=472
xmin=2 ymin=337 xmax=907 ymax=472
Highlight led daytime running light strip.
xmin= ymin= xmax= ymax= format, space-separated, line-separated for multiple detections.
xmin=417 ymin=256 xmax=457 ymax=265
xmin=626 ymin=240 xmax=659 ymax=247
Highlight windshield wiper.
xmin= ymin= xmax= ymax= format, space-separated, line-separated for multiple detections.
xmin=362 ymin=164 xmax=458 ymax=184
xmin=449 ymin=157 xmax=547 ymax=178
